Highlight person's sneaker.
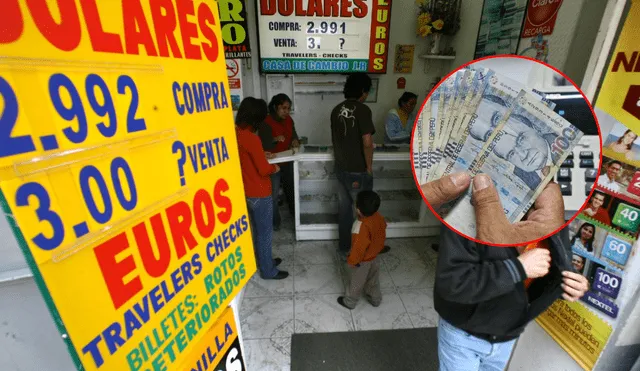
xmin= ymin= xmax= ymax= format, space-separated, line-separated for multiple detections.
xmin=274 ymin=258 xmax=283 ymax=266
xmin=269 ymin=271 xmax=289 ymax=280
xmin=380 ymin=245 xmax=391 ymax=254
xmin=337 ymin=296 xmax=353 ymax=310
xmin=366 ymin=298 xmax=381 ymax=307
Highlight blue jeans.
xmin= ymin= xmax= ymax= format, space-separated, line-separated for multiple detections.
xmin=271 ymin=172 xmax=282 ymax=228
xmin=335 ymin=170 xmax=373 ymax=253
xmin=246 ymin=197 xmax=279 ymax=279
xmin=438 ymin=318 xmax=517 ymax=371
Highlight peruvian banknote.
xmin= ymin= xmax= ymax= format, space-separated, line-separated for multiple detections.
xmin=442 ymin=90 xmax=584 ymax=237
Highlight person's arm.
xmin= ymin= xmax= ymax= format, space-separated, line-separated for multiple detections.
xmin=290 ymin=117 xmax=299 ymax=142
xmin=359 ymin=106 xmax=376 ymax=173
xmin=247 ymin=135 xmax=278 ymax=176
xmin=347 ymin=221 xmax=370 ymax=266
xmin=363 ymin=134 xmax=374 ymax=173
xmin=435 ymin=227 xmax=528 ymax=305
xmin=385 ymin=112 xmax=410 ymax=142
xmin=257 ymin=122 xmax=276 ymax=151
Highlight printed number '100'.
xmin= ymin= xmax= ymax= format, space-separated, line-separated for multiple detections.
xmin=14 ymin=157 xmax=138 ymax=251
xmin=597 ymin=271 xmax=620 ymax=289
xmin=551 ymin=126 xmax=578 ymax=156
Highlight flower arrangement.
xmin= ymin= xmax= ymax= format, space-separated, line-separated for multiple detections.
xmin=416 ymin=0 xmax=461 ymax=37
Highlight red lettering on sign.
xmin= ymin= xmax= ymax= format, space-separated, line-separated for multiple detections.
xmin=177 ymin=0 xmax=201 ymax=60
xmin=94 ymin=233 xmax=143 ymax=310
xmin=340 ymin=0 xmax=352 ymax=17
xmin=193 ymin=189 xmax=216 ymax=238
xmin=214 ymin=179 xmax=233 ymax=223
xmin=353 ymin=0 xmax=367 ymax=18
xmin=27 ymin=0 xmax=82 ymax=51
xmin=278 ymin=0 xmax=294 ymax=16
xmin=612 ymin=52 xmax=640 ymax=73
xmin=0 ymin=0 xmax=24 ymax=44
xmin=307 ymin=0 xmax=322 ymax=15
xmin=197 ymin=2 xmax=220 ymax=62
xmin=133 ymin=214 xmax=171 ymax=278
xmin=80 ymin=0 xmax=124 ymax=54
xmin=150 ymin=0 xmax=183 ymax=59
xmin=259 ymin=0 xmax=368 ymax=17
xmin=94 ymin=179 xmax=233 ymax=310
xmin=123 ymin=0 xmax=158 ymax=56
xmin=324 ymin=0 xmax=339 ymax=16
xmin=260 ymin=0 xmax=277 ymax=15
xmin=166 ymin=201 xmax=198 ymax=260
xmin=1 ymin=0 xmax=221 ymax=63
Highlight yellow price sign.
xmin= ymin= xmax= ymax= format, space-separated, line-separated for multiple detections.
xmin=0 ymin=1 xmax=256 ymax=370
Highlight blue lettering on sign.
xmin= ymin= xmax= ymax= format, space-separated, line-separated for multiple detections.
xmin=581 ymin=291 xmax=619 ymax=318
xmin=172 ymin=81 xmax=229 ymax=115
xmin=14 ymin=157 xmax=139 ymax=251
xmin=171 ymin=138 xmax=231 ymax=182
xmin=262 ymin=60 xmax=292 ymax=71
xmin=307 ymin=61 xmax=350 ymax=71
xmin=1 ymin=73 xmax=148 ymax=159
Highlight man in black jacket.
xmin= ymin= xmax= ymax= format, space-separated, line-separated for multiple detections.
xmin=433 ymin=197 xmax=589 ymax=369
xmin=421 ymin=172 xmax=589 ymax=370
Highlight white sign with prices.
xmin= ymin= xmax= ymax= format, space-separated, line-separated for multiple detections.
xmin=256 ymin=0 xmax=392 ymax=74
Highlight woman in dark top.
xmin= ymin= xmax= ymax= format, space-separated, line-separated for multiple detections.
xmin=265 ymin=94 xmax=299 ymax=230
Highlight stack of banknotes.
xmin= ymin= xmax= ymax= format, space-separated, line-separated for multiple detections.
xmin=413 ymin=65 xmax=585 ymax=238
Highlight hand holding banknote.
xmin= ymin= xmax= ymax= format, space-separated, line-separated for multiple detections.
xmin=421 ymin=173 xmax=565 ymax=244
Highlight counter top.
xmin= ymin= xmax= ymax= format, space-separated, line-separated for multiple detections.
xmin=269 ymin=144 xmax=412 ymax=163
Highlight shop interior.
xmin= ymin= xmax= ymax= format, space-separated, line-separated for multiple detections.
xmin=1 ymin=0 xmax=639 ymax=370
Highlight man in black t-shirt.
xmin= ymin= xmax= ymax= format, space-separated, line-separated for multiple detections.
xmin=331 ymin=73 xmax=376 ymax=255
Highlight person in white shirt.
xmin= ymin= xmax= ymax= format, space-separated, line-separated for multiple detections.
xmin=597 ymin=160 xmax=622 ymax=193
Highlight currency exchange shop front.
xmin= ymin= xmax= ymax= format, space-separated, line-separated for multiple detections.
xmin=1 ymin=1 xmax=639 ymax=371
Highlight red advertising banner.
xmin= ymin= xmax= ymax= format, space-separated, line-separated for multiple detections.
xmin=521 ymin=0 xmax=564 ymax=38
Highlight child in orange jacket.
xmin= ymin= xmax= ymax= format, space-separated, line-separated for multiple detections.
xmin=338 ymin=191 xmax=387 ymax=310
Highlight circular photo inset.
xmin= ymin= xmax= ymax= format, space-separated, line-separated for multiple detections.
xmin=411 ymin=55 xmax=603 ymax=246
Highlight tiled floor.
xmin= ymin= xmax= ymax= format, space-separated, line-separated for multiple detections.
xmin=240 ymin=213 xmax=440 ymax=371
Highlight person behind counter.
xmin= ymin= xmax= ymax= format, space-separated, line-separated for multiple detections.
xmin=265 ymin=94 xmax=300 ymax=231
xmin=235 ymin=97 xmax=289 ymax=280
xmin=384 ymin=92 xmax=418 ymax=144
xmin=331 ymin=73 xmax=376 ymax=257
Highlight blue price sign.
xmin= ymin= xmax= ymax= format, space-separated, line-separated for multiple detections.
xmin=593 ymin=268 xmax=622 ymax=299
xmin=601 ymin=235 xmax=633 ymax=266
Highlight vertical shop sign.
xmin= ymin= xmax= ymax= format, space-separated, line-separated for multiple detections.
xmin=0 ymin=1 xmax=257 ymax=370
xmin=219 ymin=0 xmax=252 ymax=58
xmin=521 ymin=0 xmax=564 ymax=38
